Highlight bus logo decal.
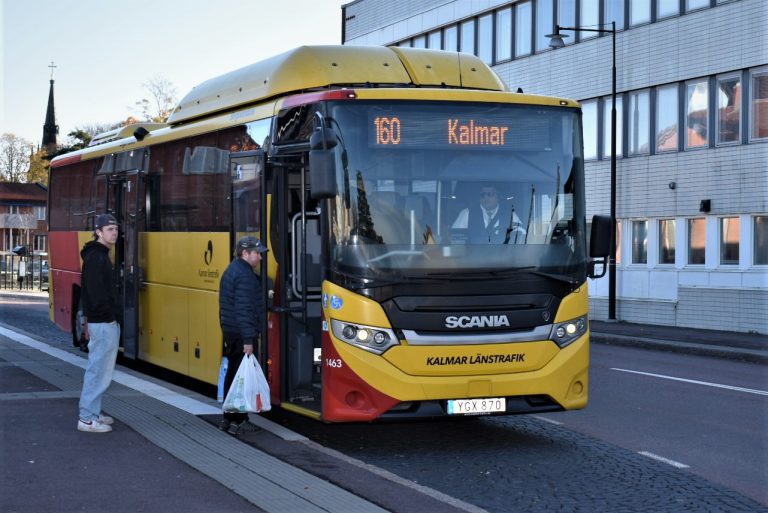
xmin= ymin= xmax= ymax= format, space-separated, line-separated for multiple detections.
xmin=204 ymin=240 xmax=213 ymax=265
xmin=330 ymin=295 xmax=343 ymax=310
xmin=445 ymin=315 xmax=510 ymax=329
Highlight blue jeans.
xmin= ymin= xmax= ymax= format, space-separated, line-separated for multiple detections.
xmin=78 ymin=322 xmax=120 ymax=421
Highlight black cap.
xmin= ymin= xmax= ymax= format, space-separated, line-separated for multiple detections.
xmin=237 ymin=236 xmax=268 ymax=253
xmin=95 ymin=214 xmax=118 ymax=230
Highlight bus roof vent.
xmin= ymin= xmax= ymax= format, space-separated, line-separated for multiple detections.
xmin=88 ymin=123 xmax=168 ymax=147
xmin=390 ymin=47 xmax=507 ymax=92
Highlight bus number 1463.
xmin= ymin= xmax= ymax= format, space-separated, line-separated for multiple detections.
xmin=373 ymin=116 xmax=401 ymax=145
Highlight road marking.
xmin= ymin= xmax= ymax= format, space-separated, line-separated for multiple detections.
xmin=638 ymin=451 xmax=690 ymax=469
xmin=532 ymin=415 xmax=563 ymax=425
xmin=611 ymin=368 xmax=768 ymax=396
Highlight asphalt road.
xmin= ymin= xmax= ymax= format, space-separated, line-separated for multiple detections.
xmin=2 ymin=295 xmax=766 ymax=512
xmin=537 ymin=343 xmax=768 ymax=504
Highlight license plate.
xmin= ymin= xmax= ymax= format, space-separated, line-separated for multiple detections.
xmin=447 ymin=397 xmax=506 ymax=415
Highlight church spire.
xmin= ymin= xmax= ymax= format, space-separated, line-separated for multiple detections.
xmin=42 ymin=61 xmax=59 ymax=154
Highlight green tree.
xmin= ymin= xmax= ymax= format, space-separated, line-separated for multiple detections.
xmin=0 ymin=133 xmax=33 ymax=182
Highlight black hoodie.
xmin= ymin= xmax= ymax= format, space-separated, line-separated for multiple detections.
xmin=80 ymin=240 xmax=118 ymax=323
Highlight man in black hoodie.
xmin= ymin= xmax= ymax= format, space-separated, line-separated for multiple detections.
xmin=77 ymin=214 xmax=120 ymax=433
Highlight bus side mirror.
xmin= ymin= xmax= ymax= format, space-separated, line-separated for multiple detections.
xmin=588 ymin=214 xmax=613 ymax=279
xmin=309 ymin=127 xmax=338 ymax=200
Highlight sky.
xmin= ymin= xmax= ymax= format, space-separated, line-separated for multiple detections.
xmin=1 ymin=0 xmax=348 ymax=147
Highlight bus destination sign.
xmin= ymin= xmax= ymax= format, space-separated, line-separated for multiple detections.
xmin=370 ymin=112 xmax=512 ymax=149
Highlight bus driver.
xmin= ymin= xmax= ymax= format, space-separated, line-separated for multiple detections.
xmin=452 ymin=184 xmax=526 ymax=244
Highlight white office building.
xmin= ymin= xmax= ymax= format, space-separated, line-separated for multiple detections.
xmin=341 ymin=0 xmax=767 ymax=334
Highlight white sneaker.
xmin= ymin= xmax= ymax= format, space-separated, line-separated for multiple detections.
xmin=98 ymin=414 xmax=114 ymax=425
xmin=77 ymin=418 xmax=112 ymax=433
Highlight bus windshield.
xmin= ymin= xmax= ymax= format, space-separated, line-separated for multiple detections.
xmin=325 ymin=100 xmax=586 ymax=283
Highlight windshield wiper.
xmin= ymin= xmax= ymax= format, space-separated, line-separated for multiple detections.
xmin=527 ymin=270 xmax=579 ymax=286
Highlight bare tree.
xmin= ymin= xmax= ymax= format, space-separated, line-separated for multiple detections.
xmin=134 ymin=76 xmax=178 ymax=123
xmin=0 ymin=133 xmax=33 ymax=182
xmin=66 ymin=121 xmax=123 ymax=149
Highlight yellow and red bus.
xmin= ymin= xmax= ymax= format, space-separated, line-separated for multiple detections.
xmin=48 ymin=46 xmax=611 ymax=422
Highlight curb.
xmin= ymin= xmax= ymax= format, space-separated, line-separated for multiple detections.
xmin=0 ymin=291 xmax=48 ymax=301
xmin=591 ymin=332 xmax=768 ymax=365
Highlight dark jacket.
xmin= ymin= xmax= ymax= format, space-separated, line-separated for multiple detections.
xmin=80 ymin=240 xmax=118 ymax=323
xmin=467 ymin=204 xmax=514 ymax=244
xmin=219 ymin=258 xmax=263 ymax=345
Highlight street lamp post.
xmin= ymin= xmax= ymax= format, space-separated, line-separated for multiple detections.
xmin=547 ymin=22 xmax=617 ymax=320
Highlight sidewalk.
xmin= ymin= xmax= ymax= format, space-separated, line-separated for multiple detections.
xmin=590 ymin=320 xmax=768 ymax=364
xmin=0 ymin=322 xmax=482 ymax=513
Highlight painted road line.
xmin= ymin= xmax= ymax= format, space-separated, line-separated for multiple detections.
xmin=638 ymin=451 xmax=690 ymax=469
xmin=611 ymin=368 xmax=768 ymax=396
xmin=532 ymin=415 xmax=564 ymax=425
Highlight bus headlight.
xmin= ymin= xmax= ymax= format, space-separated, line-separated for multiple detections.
xmin=331 ymin=319 xmax=399 ymax=355
xmin=549 ymin=316 xmax=587 ymax=348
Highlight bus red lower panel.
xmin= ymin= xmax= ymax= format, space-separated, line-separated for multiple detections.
xmin=320 ymin=327 xmax=399 ymax=422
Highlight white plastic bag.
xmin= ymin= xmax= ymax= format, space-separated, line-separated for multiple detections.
xmin=222 ymin=354 xmax=271 ymax=413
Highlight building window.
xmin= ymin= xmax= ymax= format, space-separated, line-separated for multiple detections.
xmin=719 ymin=217 xmax=739 ymax=265
xmin=717 ymin=74 xmax=741 ymax=145
xmin=688 ymin=218 xmax=706 ymax=265
xmin=460 ymin=19 xmax=475 ymax=55
xmin=629 ymin=90 xmax=650 ymax=155
xmin=515 ymin=1 xmax=532 ymax=57
xmin=581 ymin=0 xmax=599 ymax=40
xmin=582 ymin=100 xmax=598 ymax=160
xmin=750 ymin=67 xmax=768 ymax=141
xmin=755 ymin=216 xmax=768 ymax=265
xmin=9 ymin=205 xmax=20 ymax=214
xmin=632 ymin=220 xmax=648 ymax=264
xmin=657 ymin=0 xmax=679 ymax=18
xmin=34 ymin=235 xmax=47 ymax=253
xmin=35 ymin=206 xmax=46 ymax=220
xmin=557 ymin=0 xmax=576 ymax=44
xmin=427 ymin=30 xmax=441 ymax=50
xmin=686 ymin=0 xmax=709 ymax=12
xmin=656 ymin=84 xmax=679 ymax=152
xmin=413 ymin=35 xmax=426 ymax=48
xmin=496 ymin=8 xmax=512 ymax=62
xmin=604 ymin=0 xmax=624 ymax=29
xmin=477 ymin=13 xmax=493 ymax=64
xmin=630 ymin=0 xmax=650 ymax=26
xmin=603 ymin=95 xmax=623 ymax=158
xmin=536 ymin=0 xmax=554 ymax=52
xmin=443 ymin=25 xmax=458 ymax=52
xmin=685 ymin=80 xmax=709 ymax=149
xmin=659 ymin=219 xmax=676 ymax=264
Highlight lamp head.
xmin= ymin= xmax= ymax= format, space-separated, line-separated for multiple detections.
xmin=546 ymin=26 xmax=568 ymax=49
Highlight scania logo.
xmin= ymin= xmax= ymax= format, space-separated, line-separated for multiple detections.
xmin=445 ymin=315 xmax=510 ymax=329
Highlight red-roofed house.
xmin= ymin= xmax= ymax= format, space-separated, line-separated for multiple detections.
xmin=0 ymin=182 xmax=48 ymax=255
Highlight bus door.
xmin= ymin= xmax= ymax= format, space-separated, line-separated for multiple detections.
xmin=281 ymin=163 xmax=323 ymax=409
xmin=230 ymin=151 xmax=270 ymax=370
xmin=104 ymin=149 xmax=147 ymax=360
